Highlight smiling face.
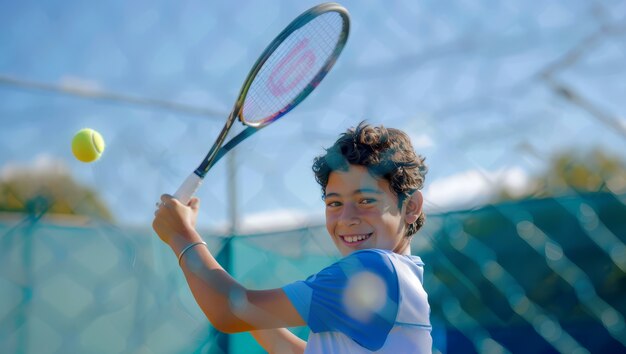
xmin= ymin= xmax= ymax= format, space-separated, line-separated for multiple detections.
xmin=324 ymin=164 xmax=422 ymax=256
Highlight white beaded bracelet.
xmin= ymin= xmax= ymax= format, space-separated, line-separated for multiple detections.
xmin=177 ymin=241 xmax=207 ymax=266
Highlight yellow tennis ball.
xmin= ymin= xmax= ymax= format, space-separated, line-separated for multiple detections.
xmin=71 ymin=128 xmax=105 ymax=163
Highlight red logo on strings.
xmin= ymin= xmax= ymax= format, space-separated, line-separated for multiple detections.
xmin=268 ymin=38 xmax=316 ymax=97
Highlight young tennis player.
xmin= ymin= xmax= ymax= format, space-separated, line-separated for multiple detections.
xmin=153 ymin=122 xmax=432 ymax=353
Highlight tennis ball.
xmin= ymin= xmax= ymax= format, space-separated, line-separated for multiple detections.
xmin=71 ymin=128 xmax=105 ymax=163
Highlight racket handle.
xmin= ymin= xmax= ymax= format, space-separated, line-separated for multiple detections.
xmin=174 ymin=172 xmax=203 ymax=205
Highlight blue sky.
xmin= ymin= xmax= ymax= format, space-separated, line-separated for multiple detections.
xmin=1 ymin=0 xmax=625 ymax=231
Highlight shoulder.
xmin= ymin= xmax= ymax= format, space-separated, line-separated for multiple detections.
xmin=320 ymin=249 xmax=398 ymax=281
xmin=344 ymin=248 xmax=396 ymax=267
xmin=290 ymin=250 xmax=404 ymax=350
xmin=351 ymin=249 xmax=426 ymax=272
xmin=344 ymin=249 xmax=422 ymax=274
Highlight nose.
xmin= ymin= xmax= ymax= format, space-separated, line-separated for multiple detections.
xmin=339 ymin=202 xmax=360 ymax=226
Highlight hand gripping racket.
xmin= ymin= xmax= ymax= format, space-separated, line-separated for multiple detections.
xmin=174 ymin=2 xmax=350 ymax=204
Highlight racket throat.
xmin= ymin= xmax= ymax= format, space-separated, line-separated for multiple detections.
xmin=197 ymin=112 xmax=239 ymax=176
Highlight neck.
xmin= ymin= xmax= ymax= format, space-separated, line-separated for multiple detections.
xmin=394 ymin=238 xmax=412 ymax=255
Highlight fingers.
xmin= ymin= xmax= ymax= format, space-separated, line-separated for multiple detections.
xmin=155 ymin=194 xmax=199 ymax=213
xmin=157 ymin=194 xmax=180 ymax=210
xmin=160 ymin=194 xmax=174 ymax=204
xmin=189 ymin=197 xmax=200 ymax=210
xmin=155 ymin=194 xmax=200 ymax=214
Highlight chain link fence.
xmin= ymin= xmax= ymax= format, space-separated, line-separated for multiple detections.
xmin=1 ymin=0 xmax=626 ymax=353
xmin=1 ymin=191 xmax=625 ymax=353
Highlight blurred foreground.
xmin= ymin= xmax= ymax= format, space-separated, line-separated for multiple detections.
xmin=1 ymin=191 xmax=624 ymax=353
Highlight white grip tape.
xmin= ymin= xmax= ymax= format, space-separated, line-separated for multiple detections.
xmin=174 ymin=173 xmax=203 ymax=205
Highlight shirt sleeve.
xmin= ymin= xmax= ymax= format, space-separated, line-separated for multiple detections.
xmin=283 ymin=249 xmax=399 ymax=351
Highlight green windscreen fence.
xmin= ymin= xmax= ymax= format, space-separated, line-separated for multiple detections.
xmin=1 ymin=192 xmax=625 ymax=353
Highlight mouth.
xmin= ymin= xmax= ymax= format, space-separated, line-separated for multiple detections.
xmin=339 ymin=233 xmax=372 ymax=245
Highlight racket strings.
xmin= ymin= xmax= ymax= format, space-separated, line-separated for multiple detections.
xmin=243 ymin=12 xmax=345 ymax=124
xmin=244 ymin=13 xmax=341 ymax=120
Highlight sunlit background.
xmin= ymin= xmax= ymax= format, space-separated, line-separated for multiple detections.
xmin=1 ymin=0 xmax=625 ymax=353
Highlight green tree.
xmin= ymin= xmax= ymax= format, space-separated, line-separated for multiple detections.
xmin=0 ymin=166 xmax=113 ymax=221
xmin=497 ymin=148 xmax=626 ymax=201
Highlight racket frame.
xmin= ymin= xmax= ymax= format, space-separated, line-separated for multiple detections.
xmin=174 ymin=3 xmax=350 ymax=203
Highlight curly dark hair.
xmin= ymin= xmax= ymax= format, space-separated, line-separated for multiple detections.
xmin=312 ymin=122 xmax=428 ymax=236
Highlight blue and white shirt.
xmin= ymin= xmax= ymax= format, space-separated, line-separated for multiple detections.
xmin=283 ymin=249 xmax=432 ymax=353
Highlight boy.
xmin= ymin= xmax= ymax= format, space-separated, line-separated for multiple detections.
xmin=153 ymin=122 xmax=432 ymax=353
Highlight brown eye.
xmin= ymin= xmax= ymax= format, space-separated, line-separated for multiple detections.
xmin=359 ymin=198 xmax=376 ymax=205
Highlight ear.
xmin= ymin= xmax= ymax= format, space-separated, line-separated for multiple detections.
xmin=403 ymin=191 xmax=423 ymax=224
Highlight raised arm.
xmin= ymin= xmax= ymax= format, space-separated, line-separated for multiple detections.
xmin=152 ymin=194 xmax=305 ymax=333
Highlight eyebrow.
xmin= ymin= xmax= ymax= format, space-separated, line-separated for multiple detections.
xmin=325 ymin=188 xmax=384 ymax=199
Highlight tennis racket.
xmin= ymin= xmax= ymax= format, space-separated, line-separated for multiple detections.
xmin=174 ymin=2 xmax=350 ymax=204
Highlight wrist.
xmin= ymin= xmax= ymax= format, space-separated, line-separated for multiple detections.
xmin=177 ymin=241 xmax=207 ymax=266
xmin=168 ymin=228 xmax=204 ymax=256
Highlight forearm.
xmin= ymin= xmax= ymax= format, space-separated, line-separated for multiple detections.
xmin=251 ymin=328 xmax=306 ymax=354
xmin=153 ymin=196 xmax=304 ymax=332
xmin=172 ymin=229 xmax=304 ymax=332
xmin=171 ymin=230 xmax=250 ymax=332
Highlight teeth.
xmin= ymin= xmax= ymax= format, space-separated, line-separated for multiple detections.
xmin=343 ymin=234 xmax=370 ymax=243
